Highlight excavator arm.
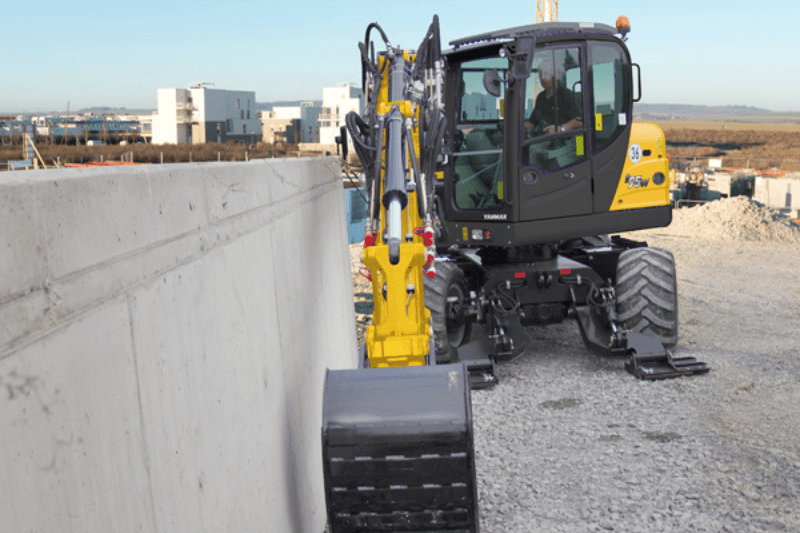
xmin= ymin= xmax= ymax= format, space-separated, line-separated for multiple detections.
xmin=322 ymin=17 xmax=481 ymax=532
xmin=354 ymin=20 xmax=443 ymax=369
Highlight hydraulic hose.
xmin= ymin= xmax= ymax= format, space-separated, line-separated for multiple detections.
xmin=405 ymin=118 xmax=426 ymax=218
xmin=364 ymin=22 xmax=390 ymax=50
xmin=421 ymin=109 xmax=447 ymax=191
xmin=345 ymin=111 xmax=376 ymax=172
xmin=412 ymin=15 xmax=441 ymax=80
xmin=370 ymin=114 xmax=386 ymax=227
xmin=361 ymin=22 xmax=391 ymax=93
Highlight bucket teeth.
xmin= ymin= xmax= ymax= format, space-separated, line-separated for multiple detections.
xmin=322 ymin=364 xmax=479 ymax=532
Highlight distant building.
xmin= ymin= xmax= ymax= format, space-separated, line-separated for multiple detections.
xmin=138 ymin=114 xmax=153 ymax=142
xmin=151 ymin=83 xmax=262 ymax=145
xmin=1 ymin=117 xmax=31 ymax=140
xmin=261 ymin=113 xmax=299 ymax=144
xmin=30 ymin=114 xmax=140 ymax=140
xmin=261 ymin=102 xmax=322 ymax=144
xmin=319 ymin=83 xmax=364 ymax=146
xmin=2 ymin=114 xmax=139 ymax=142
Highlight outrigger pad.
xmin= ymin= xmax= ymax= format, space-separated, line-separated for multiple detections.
xmin=322 ymin=364 xmax=479 ymax=532
xmin=456 ymin=336 xmax=498 ymax=389
xmin=624 ymin=332 xmax=711 ymax=380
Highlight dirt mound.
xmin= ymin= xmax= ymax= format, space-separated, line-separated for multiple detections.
xmin=658 ymin=197 xmax=800 ymax=243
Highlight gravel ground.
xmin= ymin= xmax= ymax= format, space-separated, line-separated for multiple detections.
xmin=349 ymin=199 xmax=800 ymax=532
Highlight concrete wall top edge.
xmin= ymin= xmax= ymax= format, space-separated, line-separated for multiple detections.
xmin=1 ymin=157 xmax=342 ymax=289
xmin=0 ymin=156 xmax=341 ymax=182
xmin=0 ymin=157 xmax=344 ymax=352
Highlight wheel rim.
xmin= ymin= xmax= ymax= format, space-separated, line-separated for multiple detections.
xmin=445 ymin=284 xmax=468 ymax=347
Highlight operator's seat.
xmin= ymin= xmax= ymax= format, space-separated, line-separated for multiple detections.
xmin=454 ymin=127 xmax=503 ymax=210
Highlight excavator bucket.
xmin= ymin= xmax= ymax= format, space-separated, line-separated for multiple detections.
xmin=322 ymin=364 xmax=479 ymax=532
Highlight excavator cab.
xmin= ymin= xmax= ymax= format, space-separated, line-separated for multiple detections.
xmin=440 ymin=23 xmax=672 ymax=247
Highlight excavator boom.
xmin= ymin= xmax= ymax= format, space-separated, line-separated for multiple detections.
xmin=322 ymin=17 xmax=481 ymax=532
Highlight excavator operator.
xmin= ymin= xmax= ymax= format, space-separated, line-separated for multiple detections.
xmin=525 ymin=58 xmax=582 ymax=135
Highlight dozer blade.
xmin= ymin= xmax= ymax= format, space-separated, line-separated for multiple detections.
xmin=322 ymin=364 xmax=479 ymax=533
xmin=624 ymin=332 xmax=711 ymax=380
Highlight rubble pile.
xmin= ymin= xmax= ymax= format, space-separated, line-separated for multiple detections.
xmin=661 ymin=196 xmax=800 ymax=243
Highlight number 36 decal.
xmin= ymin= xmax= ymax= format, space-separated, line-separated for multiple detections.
xmin=625 ymin=174 xmax=650 ymax=189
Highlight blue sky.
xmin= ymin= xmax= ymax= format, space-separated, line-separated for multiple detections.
xmin=2 ymin=0 xmax=798 ymax=113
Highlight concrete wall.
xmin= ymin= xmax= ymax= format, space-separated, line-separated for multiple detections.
xmin=705 ymin=173 xmax=732 ymax=197
xmin=0 ymin=157 xmax=358 ymax=532
xmin=754 ymin=177 xmax=800 ymax=211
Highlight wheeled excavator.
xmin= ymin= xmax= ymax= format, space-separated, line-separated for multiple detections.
xmin=322 ymin=16 xmax=709 ymax=532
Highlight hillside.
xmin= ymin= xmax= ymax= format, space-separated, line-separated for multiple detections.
xmin=636 ymin=103 xmax=771 ymax=117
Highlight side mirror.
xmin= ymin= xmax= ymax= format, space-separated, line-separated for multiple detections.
xmin=510 ymin=36 xmax=536 ymax=81
xmin=336 ymin=125 xmax=349 ymax=161
xmin=483 ymin=70 xmax=503 ymax=97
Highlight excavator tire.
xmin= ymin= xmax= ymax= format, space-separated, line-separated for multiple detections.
xmin=615 ymin=247 xmax=678 ymax=349
xmin=425 ymin=261 xmax=472 ymax=364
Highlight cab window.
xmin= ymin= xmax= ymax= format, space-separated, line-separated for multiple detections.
xmin=452 ymin=57 xmax=507 ymax=211
xmin=590 ymin=42 xmax=629 ymax=152
xmin=522 ymin=47 xmax=586 ymax=172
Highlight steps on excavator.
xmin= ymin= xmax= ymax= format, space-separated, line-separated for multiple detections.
xmin=322 ymin=364 xmax=479 ymax=533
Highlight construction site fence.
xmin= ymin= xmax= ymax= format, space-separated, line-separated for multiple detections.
xmin=669 ymin=155 xmax=800 ymax=176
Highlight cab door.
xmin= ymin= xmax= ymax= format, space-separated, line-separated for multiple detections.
xmin=587 ymin=40 xmax=634 ymax=212
xmin=448 ymin=56 xmax=511 ymax=218
xmin=517 ymin=45 xmax=593 ymax=221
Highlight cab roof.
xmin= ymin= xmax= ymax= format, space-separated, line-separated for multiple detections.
xmin=449 ymin=22 xmax=618 ymax=50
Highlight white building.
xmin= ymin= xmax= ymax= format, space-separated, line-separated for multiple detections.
xmin=29 ymin=114 xmax=140 ymax=140
xmin=318 ymin=83 xmax=364 ymax=146
xmin=151 ymin=83 xmax=262 ymax=145
xmin=261 ymin=102 xmax=322 ymax=144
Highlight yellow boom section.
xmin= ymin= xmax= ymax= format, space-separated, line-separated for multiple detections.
xmin=363 ymin=53 xmax=432 ymax=368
